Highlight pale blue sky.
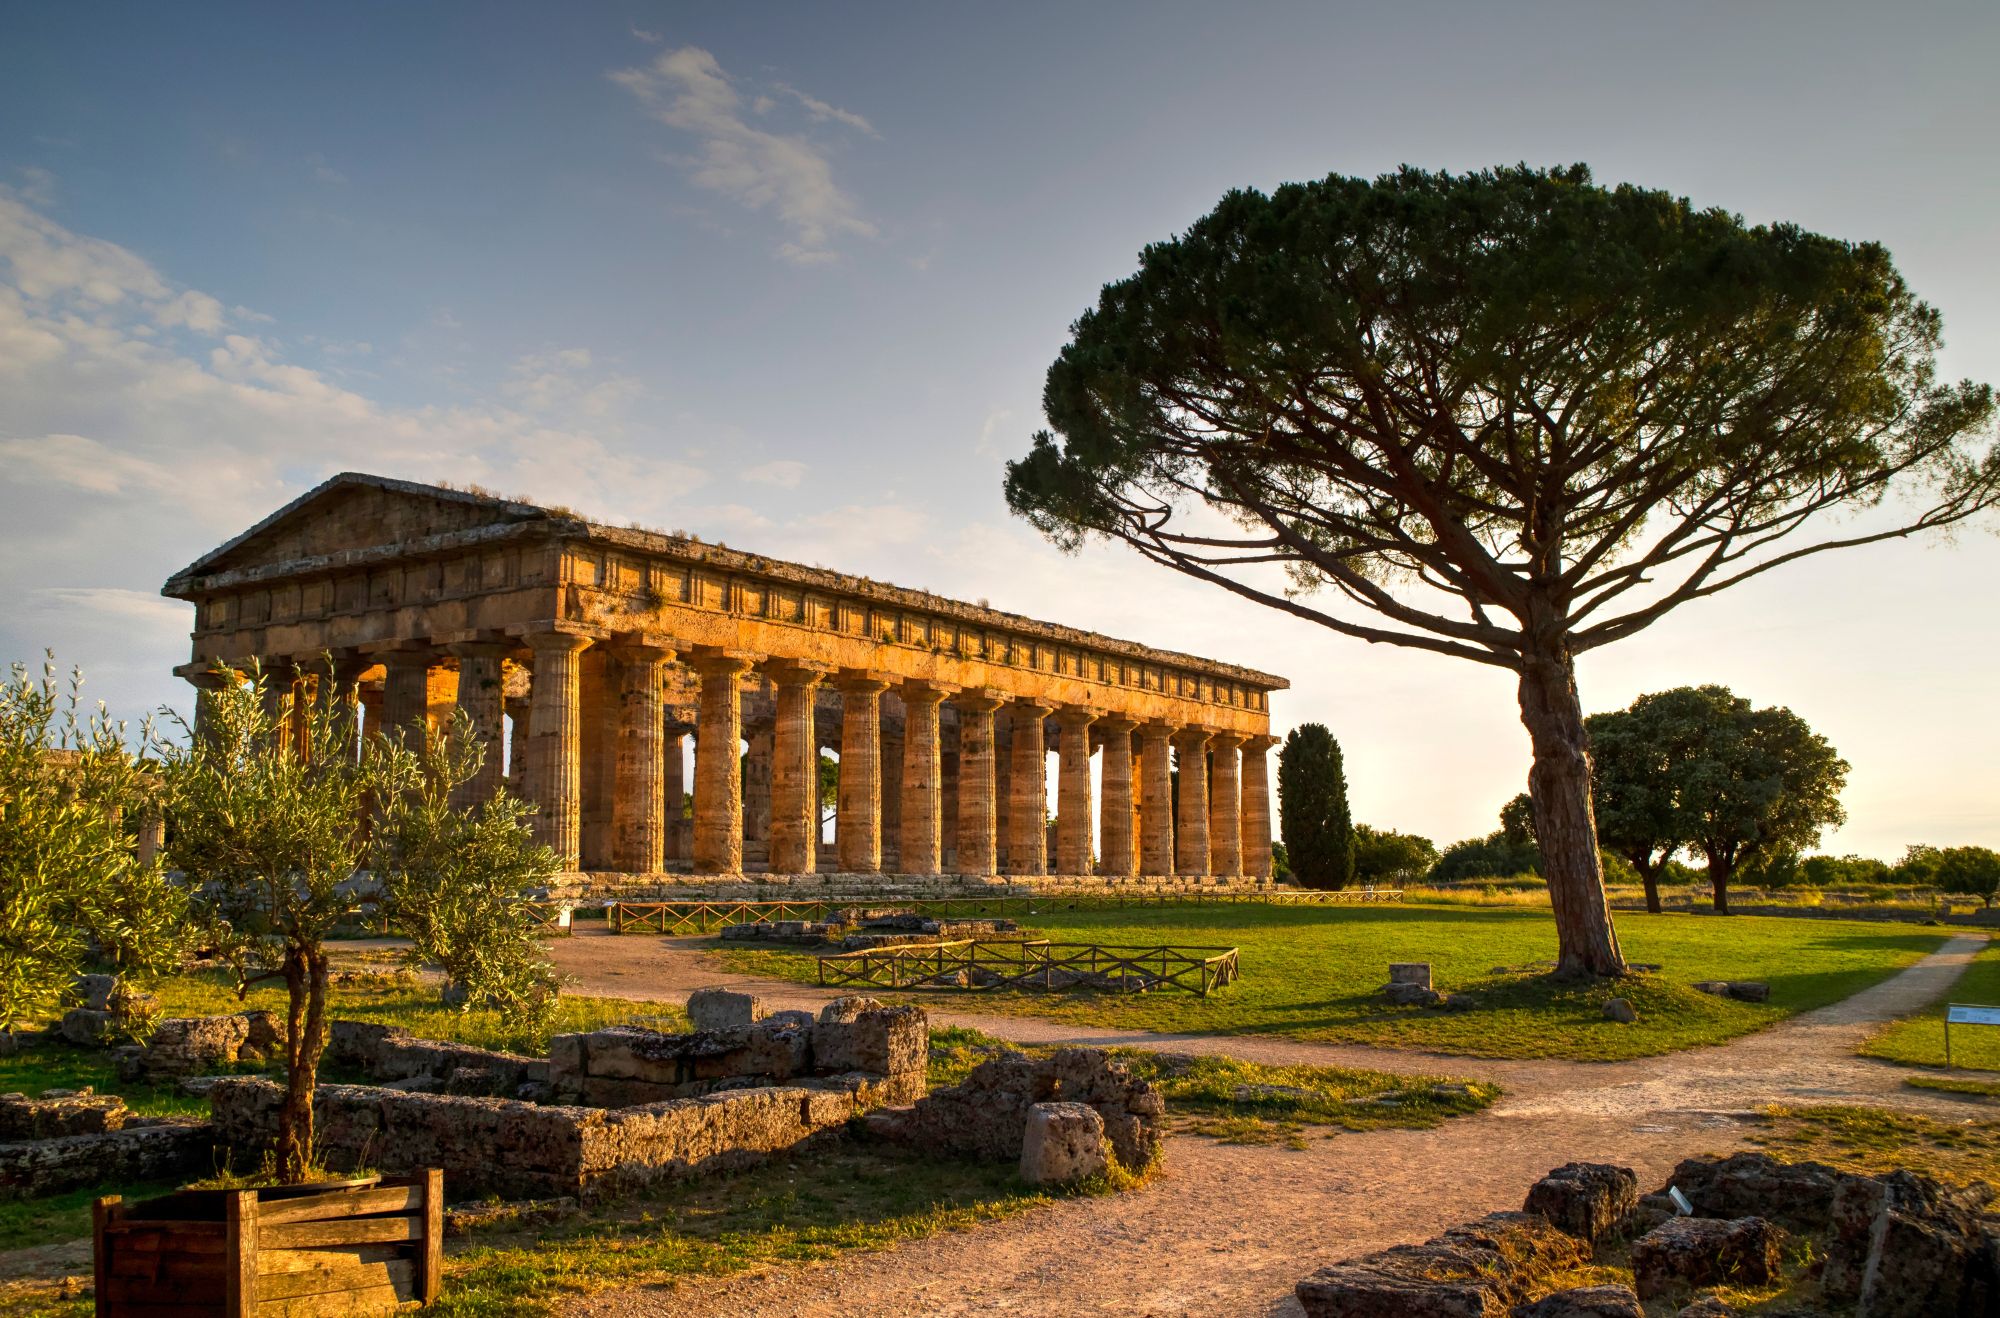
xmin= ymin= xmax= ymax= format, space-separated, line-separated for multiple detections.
xmin=3 ymin=2 xmax=1995 ymax=856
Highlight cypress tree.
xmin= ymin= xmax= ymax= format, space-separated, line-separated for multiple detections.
xmin=1278 ymin=724 xmax=1355 ymax=889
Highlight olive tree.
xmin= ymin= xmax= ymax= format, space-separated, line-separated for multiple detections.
xmin=1005 ymin=164 xmax=1997 ymax=976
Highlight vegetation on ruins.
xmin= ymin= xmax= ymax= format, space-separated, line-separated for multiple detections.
xmin=1277 ymin=723 xmax=1355 ymax=889
xmin=369 ymin=713 xmax=563 ymax=1044
xmin=0 ymin=658 xmax=187 ymax=1037
xmin=1003 ymin=163 xmax=1999 ymax=977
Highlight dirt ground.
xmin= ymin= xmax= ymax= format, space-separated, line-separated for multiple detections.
xmin=549 ymin=930 xmax=1991 ymax=1318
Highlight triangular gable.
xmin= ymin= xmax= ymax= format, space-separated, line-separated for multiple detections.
xmin=164 ymin=473 xmax=549 ymax=590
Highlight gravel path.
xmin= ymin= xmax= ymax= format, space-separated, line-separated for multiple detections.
xmin=553 ymin=931 xmax=1990 ymax=1318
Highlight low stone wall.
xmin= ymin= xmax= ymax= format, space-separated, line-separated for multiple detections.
xmin=207 ymin=1078 xmax=855 ymax=1201
xmin=326 ymin=1021 xmax=548 ymax=1098
xmin=0 ymin=1119 xmax=213 ymax=1200
xmin=0 ymin=1090 xmax=131 ymax=1139
xmin=870 ymin=1047 xmax=1164 ymax=1175
xmin=548 ymin=998 xmax=926 ymax=1109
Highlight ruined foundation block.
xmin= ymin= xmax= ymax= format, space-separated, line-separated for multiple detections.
xmin=1387 ymin=962 xmax=1433 ymax=988
xmin=1295 ymin=1212 xmax=1585 ymax=1317
xmin=1019 ymin=1101 xmax=1107 ymax=1186
xmin=1523 ymin=1162 xmax=1639 ymax=1242
xmin=687 ymin=987 xmax=767 ymax=1030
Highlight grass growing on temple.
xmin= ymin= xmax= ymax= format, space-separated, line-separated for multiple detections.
xmin=1860 ymin=937 xmax=2000 ymax=1072
xmin=719 ymin=904 xmax=1945 ymax=1061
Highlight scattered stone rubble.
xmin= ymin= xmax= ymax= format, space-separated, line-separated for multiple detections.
xmin=56 ymin=973 xmax=159 ymax=1047
xmin=1692 ymin=980 xmax=1771 ymax=1003
xmin=1378 ymin=961 xmax=1477 ymax=1011
xmin=111 ymin=1010 xmax=286 ymax=1083
xmin=1018 ymin=1102 xmax=1106 ymax=1186
xmin=0 ymin=1089 xmax=211 ymax=1200
xmin=1297 ymin=1151 xmax=2000 ymax=1318
xmin=324 ymin=1020 xmax=548 ymax=1098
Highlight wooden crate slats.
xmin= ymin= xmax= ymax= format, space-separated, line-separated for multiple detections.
xmin=225 ymin=1189 xmax=258 ymax=1318
xmin=417 ymin=1168 xmax=443 ymax=1305
xmin=255 ymin=1257 xmax=414 ymax=1300
xmin=258 ymin=1214 xmax=423 ymax=1250
xmin=258 ymin=1243 xmax=405 ymax=1274
xmin=252 ymin=1280 xmax=408 ymax=1315
xmin=254 ymin=1184 xmax=423 ymax=1226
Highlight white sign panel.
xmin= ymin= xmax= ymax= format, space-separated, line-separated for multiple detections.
xmin=1947 ymin=1005 xmax=2000 ymax=1026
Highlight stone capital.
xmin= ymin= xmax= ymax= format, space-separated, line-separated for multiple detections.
xmin=834 ymin=668 xmax=892 ymax=695
xmin=1207 ymin=730 xmax=1247 ymax=751
xmin=524 ymin=630 xmax=594 ymax=657
xmin=1096 ymin=713 xmax=1139 ymax=734
xmin=1138 ymin=719 xmax=1177 ymax=743
xmin=949 ymin=686 xmax=1009 ymax=715
xmin=1054 ymin=704 xmax=1101 ymax=729
xmin=1007 ymin=695 xmax=1055 ymax=717
xmin=1239 ymin=732 xmax=1280 ymax=752
xmin=900 ymin=678 xmax=960 ymax=705
xmin=763 ymin=658 xmax=836 ymax=688
xmin=606 ymin=630 xmax=685 ymax=662
xmin=173 ymin=660 xmax=241 ymax=689
xmin=688 ymin=646 xmax=761 ymax=677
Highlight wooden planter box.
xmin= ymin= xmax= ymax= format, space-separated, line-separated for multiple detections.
xmin=92 ymin=1170 xmax=442 ymax=1316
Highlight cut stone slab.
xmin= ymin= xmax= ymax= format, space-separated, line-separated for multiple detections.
xmin=1630 ymin=1215 xmax=1783 ymax=1299
xmin=1387 ymin=962 xmax=1433 ymax=988
xmin=1019 ymin=1101 xmax=1106 ymax=1186
xmin=1296 ymin=1211 xmax=1583 ymax=1317
xmin=1523 ymin=1162 xmax=1638 ymax=1241
xmin=686 ymin=987 xmax=766 ymax=1031
xmin=1823 ymin=1168 xmax=2000 ymax=1316
xmin=1383 ymin=982 xmax=1442 ymax=1007
xmin=1514 ymin=1284 xmax=1645 ymax=1318
xmin=1663 ymin=1151 xmax=1864 ymax=1232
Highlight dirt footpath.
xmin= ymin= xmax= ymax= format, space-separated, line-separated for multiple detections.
xmin=554 ymin=932 xmax=1989 ymax=1318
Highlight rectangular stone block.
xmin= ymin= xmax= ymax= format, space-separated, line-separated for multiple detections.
xmin=811 ymin=1003 xmax=927 ymax=1084
xmin=687 ymin=987 xmax=767 ymax=1030
xmin=1387 ymin=963 xmax=1432 ymax=988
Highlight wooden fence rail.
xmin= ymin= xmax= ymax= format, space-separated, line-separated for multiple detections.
xmin=606 ymin=889 xmax=1400 ymax=935
xmin=817 ymin=939 xmax=1241 ymax=997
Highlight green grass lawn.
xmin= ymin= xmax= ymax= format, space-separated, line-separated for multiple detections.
xmin=719 ymin=903 xmax=1946 ymax=1061
xmin=1860 ymin=935 xmax=2000 ymax=1072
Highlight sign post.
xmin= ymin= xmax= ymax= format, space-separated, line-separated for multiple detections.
xmin=1943 ymin=1003 xmax=2000 ymax=1067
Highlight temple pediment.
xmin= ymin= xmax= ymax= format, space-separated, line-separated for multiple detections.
xmin=164 ymin=473 xmax=550 ymax=594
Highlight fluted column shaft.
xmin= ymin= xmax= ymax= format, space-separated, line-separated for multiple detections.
xmin=526 ymin=632 xmax=591 ymax=869
xmin=610 ymin=642 xmax=673 ymax=873
xmin=1096 ymin=717 xmax=1137 ymax=877
xmin=692 ymin=652 xmax=757 ymax=874
xmin=1241 ymin=734 xmax=1277 ymax=880
xmin=899 ymin=681 xmax=955 ymax=876
xmin=951 ymin=690 xmax=1005 ymax=876
xmin=768 ymin=663 xmax=831 ymax=874
xmin=1208 ymin=732 xmax=1244 ymax=878
xmin=1007 ymin=700 xmax=1052 ymax=876
xmin=381 ymin=653 xmax=433 ymax=746
xmin=1175 ymin=728 xmax=1213 ymax=876
xmin=836 ymin=673 xmax=890 ymax=873
xmin=1138 ymin=723 xmax=1175 ymax=875
xmin=448 ymin=642 xmax=509 ymax=808
xmin=1055 ymin=707 xmax=1098 ymax=875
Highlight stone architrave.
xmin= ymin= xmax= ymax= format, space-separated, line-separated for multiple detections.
xmin=1054 ymin=706 xmax=1099 ymax=875
xmin=1007 ymin=699 xmax=1053 ymax=876
xmin=1138 ymin=722 xmax=1175 ymax=876
xmin=691 ymin=650 xmax=758 ymax=875
xmin=1174 ymin=727 xmax=1213 ymax=876
xmin=1096 ymin=716 xmax=1138 ymax=878
xmin=525 ymin=629 xmax=593 ymax=870
xmin=767 ymin=661 xmax=833 ymax=874
xmin=1207 ymin=731 xmax=1244 ymax=879
xmin=1240 ymin=734 xmax=1277 ymax=879
xmin=898 ymin=680 xmax=957 ymax=876
xmin=835 ymin=671 xmax=891 ymax=873
xmin=950 ymin=689 xmax=1006 ymax=876
xmin=446 ymin=640 xmax=510 ymax=808
xmin=610 ymin=637 xmax=676 ymax=874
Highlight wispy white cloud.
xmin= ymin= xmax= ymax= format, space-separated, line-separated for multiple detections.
xmin=305 ymin=153 xmax=347 ymax=185
xmin=608 ymin=46 xmax=876 ymax=265
xmin=630 ymin=24 xmax=663 ymax=44
xmin=740 ymin=459 xmax=808 ymax=488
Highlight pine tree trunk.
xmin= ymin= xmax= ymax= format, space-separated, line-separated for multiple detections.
xmin=1516 ymin=646 xmax=1627 ymax=978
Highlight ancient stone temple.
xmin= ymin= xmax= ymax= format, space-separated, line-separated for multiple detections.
xmin=162 ymin=473 xmax=1287 ymax=886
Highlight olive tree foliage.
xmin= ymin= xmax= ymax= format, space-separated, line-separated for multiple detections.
xmin=370 ymin=712 xmax=562 ymax=1045
xmin=0 ymin=658 xmax=187 ymax=1036
xmin=1276 ymin=723 xmax=1355 ymax=888
xmin=1004 ymin=165 xmax=1998 ymax=976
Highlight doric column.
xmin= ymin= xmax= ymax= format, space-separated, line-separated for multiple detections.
xmin=1208 ymin=732 xmax=1244 ymax=879
xmin=662 ymin=723 xmax=689 ymax=862
xmin=425 ymin=667 xmax=459 ymax=742
xmin=1054 ymin=706 xmax=1099 ymax=875
xmin=1240 ymin=733 xmax=1277 ymax=880
xmin=610 ymin=638 xmax=675 ymax=874
xmin=447 ymin=641 xmax=510 ymax=808
xmin=504 ymin=696 xmax=531 ymax=797
xmin=1096 ymin=716 xmax=1138 ymax=877
xmin=1006 ymin=698 xmax=1053 ymax=876
xmin=950 ymin=689 xmax=1006 ymax=875
xmin=767 ymin=661 xmax=833 ymax=874
xmin=361 ymin=683 xmax=387 ymax=746
xmin=1174 ymin=727 xmax=1213 ymax=876
xmin=835 ymin=671 xmax=890 ymax=873
xmin=1138 ymin=722 xmax=1175 ymax=876
xmin=525 ymin=630 xmax=592 ymax=869
xmin=380 ymin=651 xmax=433 ymax=746
xmin=691 ymin=650 xmax=758 ymax=875
xmin=898 ymin=680 xmax=957 ymax=876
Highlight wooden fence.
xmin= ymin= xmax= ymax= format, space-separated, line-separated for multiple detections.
xmin=817 ymin=938 xmax=1241 ymax=997
xmin=607 ymin=888 xmax=1400 ymax=935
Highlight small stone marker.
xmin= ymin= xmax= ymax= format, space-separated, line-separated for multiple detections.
xmin=1603 ymin=997 xmax=1638 ymax=1023
xmin=1387 ymin=962 xmax=1433 ymax=989
xmin=686 ymin=987 xmax=767 ymax=1031
xmin=1019 ymin=1101 xmax=1107 ymax=1186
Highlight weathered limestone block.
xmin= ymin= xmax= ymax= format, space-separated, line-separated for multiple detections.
xmin=240 ymin=1010 xmax=285 ymax=1061
xmin=0 ymin=1119 xmax=213 ymax=1200
xmin=1524 ymin=1162 xmax=1639 ymax=1241
xmin=811 ymin=998 xmax=926 ymax=1086
xmin=687 ymin=988 xmax=767 ymax=1030
xmin=878 ymin=1047 xmax=1161 ymax=1175
xmin=1513 ymin=1285 xmax=1645 ymax=1318
xmin=1294 ymin=1212 xmax=1584 ymax=1317
xmin=1662 ymin=1151 xmax=1863 ymax=1232
xmin=1601 ymin=998 xmax=1637 ymax=1023
xmin=1629 ymin=1216 xmax=1783 ymax=1299
xmin=1387 ymin=962 xmax=1433 ymax=988
xmin=327 ymin=1019 xmax=406 ymax=1071
xmin=0 ymin=1090 xmax=130 ymax=1139
xmin=1822 ymin=1168 xmax=2000 ymax=1315
xmin=115 ymin=1014 xmax=252 ymax=1082
xmin=73 ymin=974 xmax=120 ymax=1011
xmin=1384 ymin=983 xmax=1443 ymax=1007
xmin=549 ymin=1021 xmax=812 ymax=1105
xmin=1019 ymin=1101 xmax=1106 ymax=1186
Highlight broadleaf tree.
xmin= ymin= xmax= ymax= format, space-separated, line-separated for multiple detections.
xmin=1585 ymin=704 xmax=1686 ymax=914
xmin=1276 ymin=723 xmax=1355 ymax=888
xmin=1004 ymin=164 xmax=1997 ymax=976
